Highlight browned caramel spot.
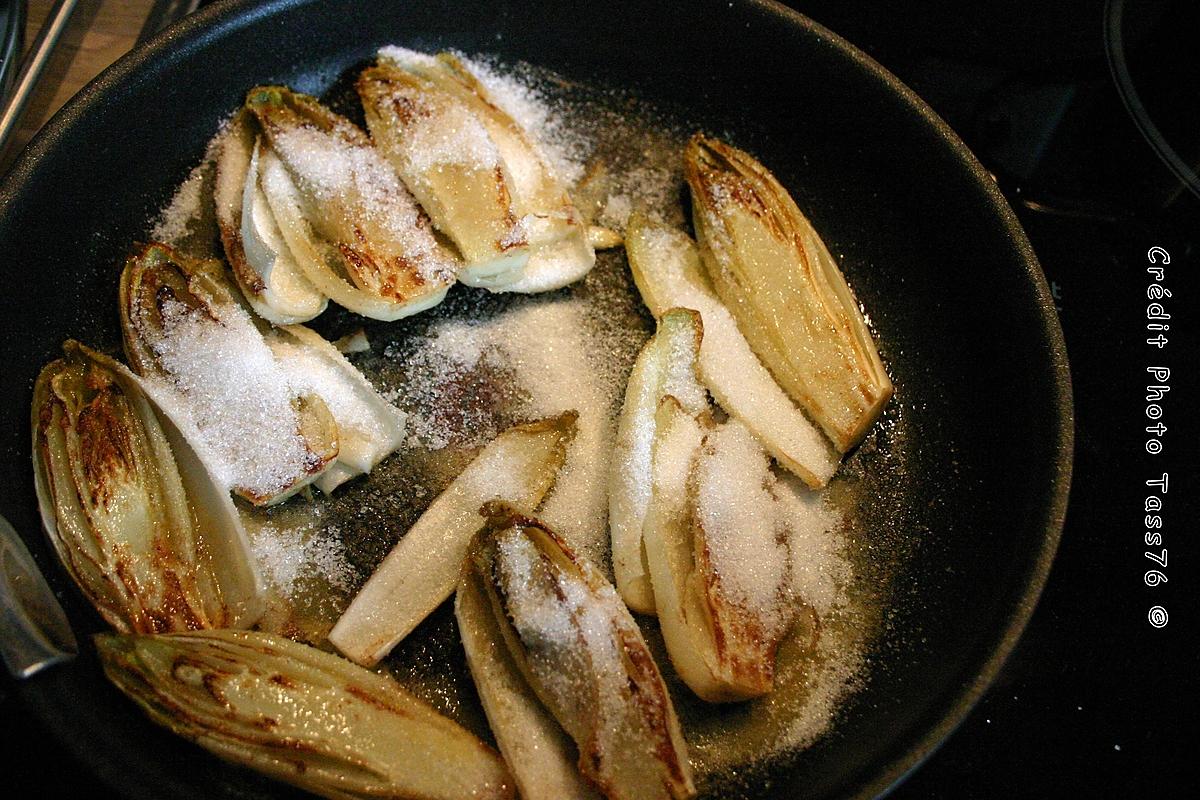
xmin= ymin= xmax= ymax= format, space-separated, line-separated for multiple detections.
xmin=77 ymin=390 xmax=136 ymax=509
xmin=389 ymin=93 xmax=425 ymax=126
xmin=345 ymin=685 xmax=413 ymax=719
xmin=337 ymin=240 xmax=427 ymax=301
xmin=270 ymin=673 xmax=298 ymax=690
xmin=170 ymin=656 xmax=232 ymax=707
xmin=493 ymin=167 xmax=524 ymax=251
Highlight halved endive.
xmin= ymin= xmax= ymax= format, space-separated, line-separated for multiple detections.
xmin=625 ymin=215 xmax=838 ymax=488
xmin=457 ymin=562 xmax=600 ymax=800
xmin=330 ymin=413 xmax=576 ymax=666
xmin=97 ymin=629 xmax=514 ymax=800
xmin=369 ymin=48 xmax=606 ymax=293
xmin=463 ymin=504 xmax=696 ymax=800
xmin=609 ymin=308 xmax=708 ymax=615
xmin=643 ymin=406 xmax=797 ymax=703
xmin=32 ymin=341 xmax=264 ymax=633
xmin=120 ymin=243 xmax=339 ymax=505
xmin=685 ymin=135 xmax=893 ymax=452
xmin=217 ymin=86 xmax=459 ymax=321
xmin=357 ymin=58 xmax=529 ymax=287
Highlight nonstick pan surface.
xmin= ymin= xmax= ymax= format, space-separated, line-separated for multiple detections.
xmin=0 ymin=1 xmax=1072 ymax=798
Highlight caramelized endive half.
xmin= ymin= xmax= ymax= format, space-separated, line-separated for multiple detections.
xmin=375 ymin=48 xmax=611 ymax=293
xmin=642 ymin=404 xmax=797 ymax=703
xmin=625 ymin=216 xmax=839 ymax=487
xmin=31 ymin=341 xmax=264 ymax=633
xmin=97 ymin=630 xmax=514 ymax=800
xmin=466 ymin=504 xmax=696 ymax=800
xmin=685 ymin=135 xmax=893 ymax=452
xmin=357 ymin=59 xmax=529 ymax=286
xmin=119 ymin=243 xmax=338 ymax=505
xmin=219 ymin=86 xmax=460 ymax=321
xmin=330 ymin=413 xmax=577 ymax=667
xmin=609 ymin=308 xmax=708 ymax=614
xmin=457 ymin=561 xmax=601 ymax=800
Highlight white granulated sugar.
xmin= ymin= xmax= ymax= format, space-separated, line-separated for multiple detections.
xmin=384 ymin=319 xmax=500 ymax=451
xmin=695 ymin=419 xmax=790 ymax=624
xmin=458 ymin=445 xmax=543 ymax=507
xmin=149 ymin=125 xmax=226 ymax=245
xmin=495 ymin=531 xmax=576 ymax=647
xmin=424 ymin=319 xmax=488 ymax=370
xmin=773 ymin=472 xmax=849 ymax=617
xmin=463 ymin=55 xmax=588 ymax=187
xmin=150 ymin=164 xmax=207 ymax=245
xmin=598 ymin=165 xmax=677 ymax=229
xmin=652 ymin=407 xmax=703 ymax=501
xmin=597 ymin=192 xmax=632 ymax=229
xmin=500 ymin=300 xmax=615 ymax=564
xmin=401 ymin=97 xmax=500 ymax=176
xmin=778 ymin=625 xmax=862 ymax=751
xmin=377 ymin=45 xmax=439 ymax=72
xmin=269 ymin=125 xmax=454 ymax=281
xmin=250 ymin=515 xmax=353 ymax=598
xmin=390 ymin=297 xmax=619 ymax=564
xmin=151 ymin=298 xmax=310 ymax=499
xmin=662 ymin=328 xmax=708 ymax=412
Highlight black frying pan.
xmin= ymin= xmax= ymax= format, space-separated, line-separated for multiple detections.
xmin=0 ymin=1 xmax=1072 ymax=798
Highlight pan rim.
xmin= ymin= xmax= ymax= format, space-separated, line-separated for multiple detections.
xmin=0 ymin=1 xmax=1074 ymax=798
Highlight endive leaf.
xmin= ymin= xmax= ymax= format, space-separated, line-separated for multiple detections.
xmin=119 ymin=242 xmax=338 ymax=505
xmin=213 ymin=110 xmax=327 ymax=324
xmin=265 ymin=324 xmax=406 ymax=494
xmin=625 ymin=216 xmax=838 ymax=487
xmin=357 ymin=60 xmax=530 ymax=286
xmin=685 ymin=135 xmax=893 ymax=452
xmin=31 ymin=341 xmax=263 ymax=633
xmin=468 ymin=504 xmax=696 ymax=800
xmin=329 ymin=413 xmax=576 ymax=666
xmin=97 ymin=629 xmax=513 ymax=800
xmin=609 ymin=308 xmax=707 ymax=614
xmin=457 ymin=563 xmax=600 ymax=800
xmin=642 ymin=403 xmax=796 ymax=702
xmin=377 ymin=48 xmax=604 ymax=294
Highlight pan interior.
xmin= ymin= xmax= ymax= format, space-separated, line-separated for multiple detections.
xmin=0 ymin=2 xmax=1070 ymax=799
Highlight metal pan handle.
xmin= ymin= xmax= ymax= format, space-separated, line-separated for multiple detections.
xmin=0 ymin=512 xmax=77 ymax=679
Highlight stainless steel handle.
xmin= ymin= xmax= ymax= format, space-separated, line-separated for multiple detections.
xmin=0 ymin=0 xmax=79 ymax=156
xmin=0 ymin=512 xmax=77 ymax=679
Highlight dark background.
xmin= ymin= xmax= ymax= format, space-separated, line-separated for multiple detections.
xmin=2 ymin=1 xmax=1194 ymax=797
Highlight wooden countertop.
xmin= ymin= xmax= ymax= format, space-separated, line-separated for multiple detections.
xmin=2 ymin=0 xmax=156 ymax=173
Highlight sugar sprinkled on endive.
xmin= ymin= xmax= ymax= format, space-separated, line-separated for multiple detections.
xmin=149 ymin=297 xmax=311 ymax=500
xmin=695 ymin=418 xmax=791 ymax=630
xmin=269 ymin=123 xmax=455 ymax=285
